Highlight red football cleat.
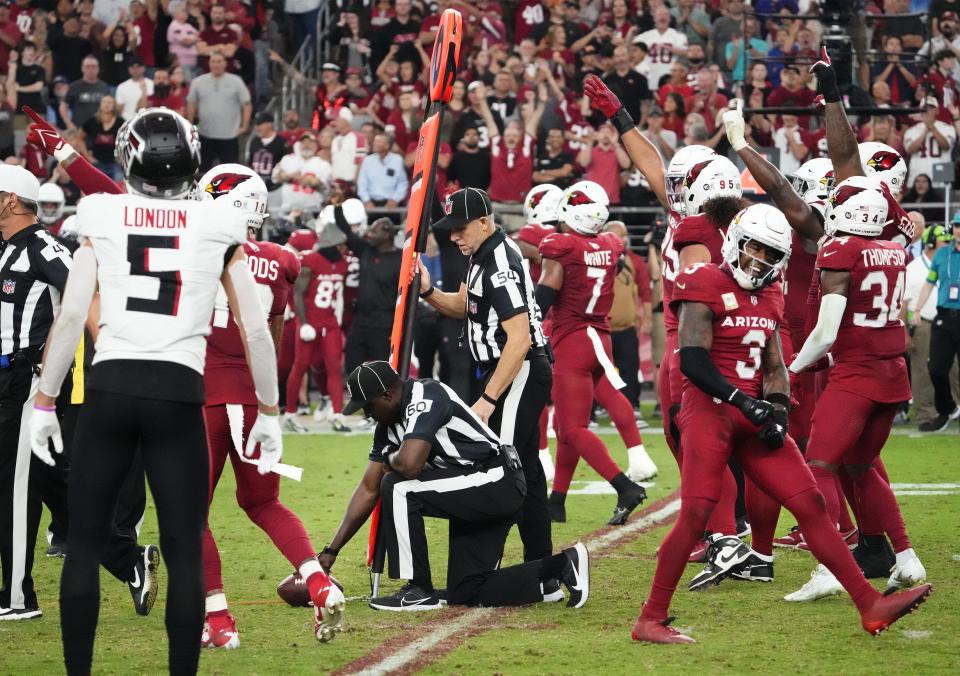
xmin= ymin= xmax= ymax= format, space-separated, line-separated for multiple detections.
xmin=201 ymin=613 xmax=240 ymax=649
xmin=688 ymin=539 xmax=709 ymax=563
xmin=860 ymin=584 xmax=932 ymax=636
xmin=773 ymin=525 xmax=805 ymax=549
xmin=842 ymin=527 xmax=859 ymax=549
xmin=631 ymin=616 xmax=696 ymax=644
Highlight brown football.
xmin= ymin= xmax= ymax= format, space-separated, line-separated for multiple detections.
xmin=276 ymin=572 xmax=344 ymax=607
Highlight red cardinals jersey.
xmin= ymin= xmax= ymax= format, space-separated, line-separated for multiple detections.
xmin=540 ymin=230 xmax=624 ymax=344
xmin=664 ymin=212 xmax=725 ymax=331
xmin=299 ymin=251 xmax=349 ymax=327
xmin=879 ymin=182 xmax=913 ymax=245
xmin=517 ymin=222 xmax=555 ymax=284
xmin=784 ymin=231 xmax=816 ymax=335
xmin=816 ymin=236 xmax=907 ymax=363
xmin=488 ymin=133 xmax=535 ymax=203
xmin=671 ymin=263 xmax=785 ymax=398
xmin=205 ymin=240 xmax=300 ymax=405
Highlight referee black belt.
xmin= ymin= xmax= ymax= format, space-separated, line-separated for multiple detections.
xmin=938 ymin=308 xmax=960 ymax=319
xmin=476 ymin=346 xmax=550 ymax=376
xmin=0 ymin=346 xmax=43 ymax=370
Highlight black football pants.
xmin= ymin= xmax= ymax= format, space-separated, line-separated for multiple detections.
xmin=380 ymin=463 xmax=546 ymax=607
xmin=61 ymin=390 xmax=208 ymax=676
xmin=929 ymin=310 xmax=960 ymax=416
xmin=475 ymin=354 xmax=553 ymax=562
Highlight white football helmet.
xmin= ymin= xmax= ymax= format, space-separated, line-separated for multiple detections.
xmin=560 ymin=180 xmax=609 ymax=235
xmin=791 ymin=157 xmax=835 ymax=204
xmin=824 ymin=175 xmax=888 ymax=237
xmin=318 ymin=197 xmax=367 ymax=234
xmin=524 ymin=184 xmax=564 ymax=224
xmin=58 ymin=214 xmax=79 ymax=241
xmin=721 ymin=203 xmax=793 ymax=290
xmin=859 ymin=142 xmax=907 ymax=196
xmin=194 ymin=163 xmax=268 ymax=229
xmin=680 ymin=155 xmax=742 ymax=216
xmin=37 ymin=183 xmax=65 ymax=226
xmin=665 ymin=144 xmax=716 ymax=215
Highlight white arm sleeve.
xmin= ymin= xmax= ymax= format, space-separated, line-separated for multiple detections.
xmin=39 ymin=245 xmax=98 ymax=398
xmin=789 ymin=293 xmax=846 ymax=374
xmin=226 ymin=260 xmax=280 ymax=407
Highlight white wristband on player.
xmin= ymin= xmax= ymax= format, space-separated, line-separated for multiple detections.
xmin=53 ymin=143 xmax=78 ymax=164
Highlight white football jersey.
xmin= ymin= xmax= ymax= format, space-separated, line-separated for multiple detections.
xmin=77 ymin=193 xmax=247 ymax=373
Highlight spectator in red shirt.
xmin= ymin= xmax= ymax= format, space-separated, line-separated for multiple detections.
xmin=279 ymin=108 xmax=309 ymax=147
xmin=538 ymin=24 xmax=576 ymax=82
xmin=312 ymin=63 xmax=347 ymax=132
xmin=685 ymin=70 xmax=728 ymax=132
xmin=0 ymin=4 xmax=23 ymax=75
xmin=922 ymin=49 xmax=960 ymax=124
xmin=577 ymin=123 xmax=631 ymax=204
xmin=661 ymin=91 xmax=686 ymax=138
xmin=147 ymin=68 xmax=187 ymax=115
xmin=514 ymin=0 xmax=546 ymax=44
xmin=385 ymin=90 xmax=421 ymax=155
xmin=860 ymin=113 xmax=906 ymax=157
xmin=197 ymin=4 xmax=239 ymax=72
xmin=657 ymin=61 xmax=694 ymax=107
xmin=128 ymin=0 xmax=157 ymax=67
xmin=766 ymin=64 xmax=816 ymax=128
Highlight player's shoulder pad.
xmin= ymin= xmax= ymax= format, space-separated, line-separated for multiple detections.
xmin=674 ymin=262 xmax=724 ymax=293
xmin=539 ymin=231 xmax=573 ymax=259
xmin=596 ymin=230 xmax=624 ymax=255
xmin=672 ymin=213 xmax=715 ymax=247
xmin=75 ymin=193 xmax=117 ymax=238
xmin=201 ymin=199 xmax=248 ymax=245
xmin=279 ymin=245 xmax=302 ymax=281
xmin=517 ymin=222 xmax=553 ymax=246
xmin=816 ymin=236 xmax=860 ymax=270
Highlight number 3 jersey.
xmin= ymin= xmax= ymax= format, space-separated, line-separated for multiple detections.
xmin=671 ymin=263 xmax=784 ymax=399
xmin=814 ymin=235 xmax=910 ymax=402
xmin=205 ymin=239 xmax=300 ymax=406
xmin=77 ymin=193 xmax=247 ymax=376
xmin=540 ymin=230 xmax=623 ymax=345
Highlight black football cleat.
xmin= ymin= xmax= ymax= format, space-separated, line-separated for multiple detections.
xmin=853 ymin=534 xmax=895 ymax=579
xmin=559 ymin=543 xmax=590 ymax=608
xmin=688 ymin=535 xmax=751 ymax=591
xmin=369 ymin=583 xmax=442 ymax=612
xmin=129 ymin=545 xmax=161 ymax=616
xmin=608 ymin=481 xmax=646 ymax=526
xmin=730 ymin=552 xmax=774 ymax=582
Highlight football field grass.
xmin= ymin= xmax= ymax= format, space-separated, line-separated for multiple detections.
xmin=3 ymin=420 xmax=959 ymax=675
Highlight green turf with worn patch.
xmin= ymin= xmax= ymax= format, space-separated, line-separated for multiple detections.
xmin=2 ymin=422 xmax=957 ymax=675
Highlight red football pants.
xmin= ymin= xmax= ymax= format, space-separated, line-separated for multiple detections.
xmin=806 ymin=389 xmax=911 ymax=551
xmin=551 ymin=328 xmax=626 ymax=493
xmin=641 ymin=388 xmax=879 ymax=621
xmin=284 ymin=323 xmax=344 ymax=415
xmin=202 ymin=404 xmax=315 ymax=593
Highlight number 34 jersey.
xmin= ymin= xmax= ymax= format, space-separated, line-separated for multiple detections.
xmin=540 ymin=230 xmax=623 ymax=345
xmin=77 ymin=193 xmax=247 ymax=374
xmin=670 ymin=263 xmax=784 ymax=399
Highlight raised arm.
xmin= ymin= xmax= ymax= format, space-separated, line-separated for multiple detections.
xmin=810 ymin=48 xmax=863 ymax=183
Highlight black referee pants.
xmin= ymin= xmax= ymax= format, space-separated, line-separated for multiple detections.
xmin=0 ymin=359 xmax=42 ymax=611
xmin=475 ymin=354 xmax=552 ymax=561
xmin=929 ymin=310 xmax=960 ymax=416
xmin=611 ymin=327 xmax=641 ymax=409
xmin=61 ymin=390 xmax=208 ymax=676
xmin=345 ymin=323 xmax=392 ymax=375
xmin=380 ymin=464 xmax=544 ymax=607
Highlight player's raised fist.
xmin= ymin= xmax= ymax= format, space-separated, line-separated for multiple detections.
xmin=809 ymin=47 xmax=839 ymax=103
xmin=583 ymin=74 xmax=623 ymax=119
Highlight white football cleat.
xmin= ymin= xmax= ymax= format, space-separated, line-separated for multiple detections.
xmin=314 ymin=583 xmax=346 ymax=643
xmin=283 ymin=416 xmax=309 ymax=434
xmin=627 ymin=445 xmax=657 ymax=482
xmin=313 ymin=397 xmax=332 ymax=423
xmin=784 ymin=564 xmax=845 ymax=602
xmin=886 ymin=549 xmax=926 ymax=591
xmin=539 ymin=448 xmax=555 ymax=482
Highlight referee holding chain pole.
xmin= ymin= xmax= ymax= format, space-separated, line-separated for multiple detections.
xmin=416 ymin=187 xmax=560 ymax=600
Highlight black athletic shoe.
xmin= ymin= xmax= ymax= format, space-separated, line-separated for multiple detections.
xmin=369 ymin=583 xmax=442 ymax=612
xmin=736 ymin=517 xmax=751 ymax=538
xmin=918 ymin=414 xmax=950 ymax=432
xmin=46 ymin=537 xmax=67 ymax=558
xmin=688 ymin=535 xmax=751 ymax=591
xmin=0 ymin=606 xmax=42 ymax=621
xmin=853 ymin=534 xmax=895 ymax=579
xmin=548 ymin=494 xmax=567 ymax=523
xmin=129 ymin=545 xmax=161 ymax=616
xmin=541 ymin=578 xmax=564 ymax=602
xmin=730 ymin=553 xmax=774 ymax=582
xmin=608 ymin=482 xmax=647 ymax=526
xmin=559 ymin=543 xmax=590 ymax=608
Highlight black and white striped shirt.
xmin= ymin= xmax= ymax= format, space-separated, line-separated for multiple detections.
xmin=0 ymin=224 xmax=72 ymax=357
xmin=368 ymin=378 xmax=501 ymax=469
xmin=464 ymin=228 xmax=546 ymax=364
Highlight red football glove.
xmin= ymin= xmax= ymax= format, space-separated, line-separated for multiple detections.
xmin=582 ymin=74 xmax=623 ymax=120
xmin=23 ymin=105 xmax=71 ymax=159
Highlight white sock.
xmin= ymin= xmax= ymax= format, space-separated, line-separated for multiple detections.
xmin=753 ymin=551 xmax=774 ymax=563
xmin=205 ymin=592 xmax=228 ymax=614
xmin=299 ymin=557 xmax=325 ymax=581
xmin=895 ymin=547 xmax=916 ymax=567
xmin=628 ymin=445 xmax=651 ymax=464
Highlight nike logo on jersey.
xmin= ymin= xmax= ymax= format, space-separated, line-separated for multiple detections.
xmin=821 ymin=251 xmax=837 ymax=257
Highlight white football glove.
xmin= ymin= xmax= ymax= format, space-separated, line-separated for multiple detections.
xmin=722 ymin=99 xmax=748 ymax=151
xmin=30 ymin=407 xmax=64 ymax=466
xmin=245 ymin=411 xmax=283 ymax=475
xmin=299 ymin=324 xmax=317 ymax=342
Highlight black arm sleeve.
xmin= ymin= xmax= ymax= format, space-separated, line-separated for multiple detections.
xmin=334 ymin=204 xmax=368 ymax=254
xmin=679 ymin=346 xmax=741 ymax=403
xmin=535 ymin=284 xmax=558 ymax=316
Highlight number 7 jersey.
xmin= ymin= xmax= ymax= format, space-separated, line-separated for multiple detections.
xmin=77 ymin=193 xmax=247 ymax=374
xmin=539 ymin=230 xmax=623 ymax=344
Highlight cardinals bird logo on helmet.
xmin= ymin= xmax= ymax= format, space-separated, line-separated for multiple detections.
xmin=566 ymin=190 xmax=594 ymax=207
xmin=865 ymin=151 xmax=899 ymax=173
xmin=829 ymin=184 xmax=866 ymax=208
xmin=206 ymin=173 xmax=252 ymax=198
xmin=682 ymin=160 xmax=712 ymax=189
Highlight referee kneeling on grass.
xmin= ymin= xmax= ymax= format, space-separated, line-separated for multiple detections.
xmin=416 ymin=188 xmax=556 ymax=591
xmin=319 ymin=360 xmax=588 ymax=610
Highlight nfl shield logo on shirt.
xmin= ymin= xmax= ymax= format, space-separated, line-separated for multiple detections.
xmin=2 ymin=279 xmax=14 ymax=295
xmin=469 ymin=300 xmax=478 ymax=315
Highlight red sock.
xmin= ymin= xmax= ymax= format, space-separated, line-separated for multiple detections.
xmin=202 ymin=525 xmax=223 ymax=593
xmin=641 ymin=497 xmax=715 ymax=621
xmin=784 ymin=489 xmax=879 ymax=612
xmin=565 ymin=428 xmax=621 ymax=483
xmin=853 ymin=468 xmax=911 ymax=551
xmin=809 ymin=465 xmax=841 ymax=527
xmin=596 ymin=378 xmax=643 ymax=448
xmin=552 ymin=438 xmax=580 ymax=494
xmin=706 ymin=468 xmax=737 ymax=536
xmin=835 ymin=474 xmax=856 ymax=532
xmin=746 ymin=477 xmax=780 ymax=556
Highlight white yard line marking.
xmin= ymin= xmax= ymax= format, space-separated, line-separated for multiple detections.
xmin=344 ymin=497 xmax=682 ymax=676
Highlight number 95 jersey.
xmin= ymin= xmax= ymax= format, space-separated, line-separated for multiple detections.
xmin=670 ymin=263 xmax=784 ymax=399
xmin=540 ymin=230 xmax=623 ymax=345
xmin=77 ymin=193 xmax=247 ymax=374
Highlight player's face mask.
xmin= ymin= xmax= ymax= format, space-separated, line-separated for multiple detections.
xmin=735 ymin=238 xmax=786 ymax=290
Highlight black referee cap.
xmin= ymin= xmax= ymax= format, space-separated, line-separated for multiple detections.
xmin=434 ymin=187 xmax=493 ymax=229
xmin=343 ymin=361 xmax=400 ymax=415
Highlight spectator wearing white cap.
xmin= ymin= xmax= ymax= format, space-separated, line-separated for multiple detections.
xmin=272 ymin=130 xmax=332 ymax=215
xmin=903 ymin=97 xmax=956 ymax=189
xmin=330 ymin=107 xmax=367 ymax=183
